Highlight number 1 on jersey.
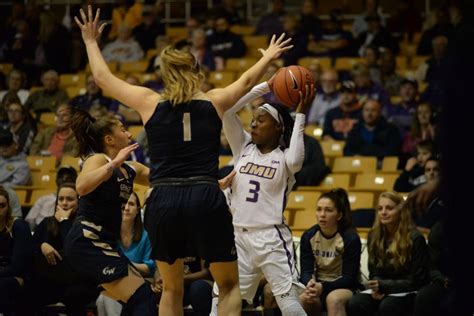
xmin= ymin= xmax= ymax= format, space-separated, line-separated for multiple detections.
xmin=183 ymin=112 xmax=192 ymax=141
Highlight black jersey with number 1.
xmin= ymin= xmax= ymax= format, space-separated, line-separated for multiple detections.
xmin=145 ymin=97 xmax=222 ymax=181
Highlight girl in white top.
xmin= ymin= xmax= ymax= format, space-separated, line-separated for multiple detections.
xmin=213 ymin=80 xmax=314 ymax=315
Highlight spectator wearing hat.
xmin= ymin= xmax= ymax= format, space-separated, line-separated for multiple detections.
xmin=384 ymin=79 xmax=419 ymax=136
xmin=355 ymin=14 xmax=399 ymax=57
xmin=343 ymin=99 xmax=401 ymax=159
xmin=206 ymin=14 xmax=246 ymax=60
xmin=0 ymin=129 xmax=30 ymax=187
xmin=307 ymin=9 xmax=353 ymax=58
xmin=323 ymin=81 xmax=362 ymax=141
xmin=25 ymin=166 xmax=77 ymax=231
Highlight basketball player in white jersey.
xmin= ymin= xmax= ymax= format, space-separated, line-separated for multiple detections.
xmin=211 ymin=80 xmax=315 ymax=315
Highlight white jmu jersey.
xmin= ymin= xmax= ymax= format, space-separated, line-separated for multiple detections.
xmin=230 ymin=143 xmax=295 ymax=228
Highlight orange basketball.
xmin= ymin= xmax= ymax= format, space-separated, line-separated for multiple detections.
xmin=271 ymin=65 xmax=315 ymax=108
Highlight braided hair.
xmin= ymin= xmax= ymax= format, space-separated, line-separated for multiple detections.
xmin=266 ymin=103 xmax=295 ymax=149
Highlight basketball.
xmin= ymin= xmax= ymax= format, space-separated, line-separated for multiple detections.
xmin=271 ymin=65 xmax=315 ymax=108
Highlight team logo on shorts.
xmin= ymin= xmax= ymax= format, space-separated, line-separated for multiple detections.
xmin=102 ymin=266 xmax=116 ymax=275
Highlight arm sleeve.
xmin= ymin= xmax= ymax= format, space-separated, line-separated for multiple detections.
xmin=378 ymin=233 xmax=428 ymax=294
xmin=222 ymin=82 xmax=270 ymax=159
xmin=299 ymin=229 xmax=316 ymax=286
xmin=59 ymin=219 xmax=73 ymax=244
xmin=321 ymin=232 xmax=361 ymax=296
xmin=284 ymin=113 xmax=305 ymax=174
xmin=0 ymin=220 xmax=33 ymax=278
xmin=32 ymin=218 xmax=49 ymax=250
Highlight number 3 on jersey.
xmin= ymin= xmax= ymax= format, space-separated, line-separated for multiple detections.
xmin=246 ymin=180 xmax=260 ymax=203
xmin=183 ymin=112 xmax=191 ymax=141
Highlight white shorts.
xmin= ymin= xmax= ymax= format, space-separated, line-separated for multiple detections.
xmin=234 ymin=224 xmax=303 ymax=300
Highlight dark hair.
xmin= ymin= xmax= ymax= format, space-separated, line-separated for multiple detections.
xmin=424 ymin=156 xmax=440 ymax=168
xmin=48 ymin=182 xmax=78 ymax=237
xmin=56 ymin=166 xmax=78 ymax=186
xmin=318 ymin=188 xmax=353 ymax=233
xmin=416 ymin=140 xmax=434 ymax=154
xmin=0 ymin=129 xmax=15 ymax=147
xmin=0 ymin=185 xmax=14 ymax=232
xmin=70 ymin=109 xmax=120 ymax=157
xmin=267 ymin=103 xmax=294 ymax=149
xmin=131 ymin=192 xmax=144 ymax=243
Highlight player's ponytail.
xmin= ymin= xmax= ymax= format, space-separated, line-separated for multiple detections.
xmin=70 ymin=110 xmax=119 ymax=157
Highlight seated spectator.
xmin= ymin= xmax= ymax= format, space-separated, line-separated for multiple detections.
xmin=307 ymin=69 xmax=341 ymax=126
xmin=356 ymin=14 xmax=399 ymax=56
xmin=394 ymin=140 xmax=434 ymax=193
xmin=379 ymin=51 xmax=404 ymax=96
xmin=174 ymin=17 xmax=201 ymax=50
xmin=69 ymin=74 xmax=112 ymax=112
xmin=343 ymin=99 xmax=401 ymax=159
xmin=132 ymin=6 xmax=165 ymax=53
xmin=402 ymin=103 xmax=436 ymax=156
xmin=307 ymin=9 xmax=353 ymax=58
xmin=308 ymin=62 xmax=323 ymax=92
xmin=300 ymin=0 xmax=323 ymax=39
xmin=25 ymin=166 xmax=77 ymax=230
xmin=0 ymin=186 xmax=33 ymax=313
xmin=31 ymin=182 xmax=99 ymax=313
xmin=0 ymin=69 xmax=30 ymax=105
xmin=29 ymin=103 xmax=77 ymax=159
xmin=96 ymin=192 xmax=156 ymax=315
xmin=108 ymin=0 xmax=142 ymax=40
xmin=0 ymin=129 xmax=30 ymax=187
xmin=384 ymin=79 xmax=419 ymax=136
xmin=363 ymin=45 xmax=382 ymax=84
xmin=2 ymin=187 xmax=22 ymax=218
xmin=299 ymin=188 xmax=361 ymax=316
xmin=423 ymin=156 xmax=440 ymax=182
xmin=255 ymin=0 xmax=285 ymax=36
xmin=102 ymin=23 xmax=144 ymax=63
xmin=189 ymin=28 xmax=216 ymax=72
xmin=413 ymin=220 xmax=453 ymax=316
xmin=417 ymin=7 xmax=453 ymax=56
xmin=419 ymin=36 xmax=448 ymax=110
xmin=24 ymin=70 xmax=69 ymax=117
xmin=144 ymin=58 xmax=165 ymax=93
xmin=206 ymin=14 xmax=246 ymax=60
xmin=211 ymin=0 xmax=243 ymax=25
xmin=352 ymin=63 xmax=391 ymax=108
xmin=0 ymin=20 xmax=37 ymax=75
xmin=352 ymin=0 xmax=386 ymax=38
xmin=347 ymin=191 xmax=428 ymax=316
xmin=323 ymin=81 xmax=362 ymax=141
xmin=4 ymin=99 xmax=36 ymax=154
xmin=387 ymin=0 xmax=422 ymax=42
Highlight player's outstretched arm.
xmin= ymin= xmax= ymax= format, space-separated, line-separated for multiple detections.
xmin=75 ymin=5 xmax=159 ymax=122
xmin=207 ymin=34 xmax=293 ymax=118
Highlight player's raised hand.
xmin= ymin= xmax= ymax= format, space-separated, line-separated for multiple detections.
xmin=258 ymin=33 xmax=293 ymax=60
xmin=74 ymin=5 xmax=106 ymax=44
xmin=296 ymin=84 xmax=315 ymax=114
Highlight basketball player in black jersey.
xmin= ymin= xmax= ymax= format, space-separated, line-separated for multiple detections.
xmin=64 ymin=110 xmax=156 ymax=315
xmin=75 ymin=6 xmax=293 ymax=315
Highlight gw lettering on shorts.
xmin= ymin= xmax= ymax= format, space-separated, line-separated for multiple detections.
xmin=239 ymin=162 xmax=276 ymax=179
xmin=314 ymin=250 xmax=339 ymax=258
xmin=102 ymin=266 xmax=116 ymax=275
xmin=280 ymin=293 xmax=290 ymax=298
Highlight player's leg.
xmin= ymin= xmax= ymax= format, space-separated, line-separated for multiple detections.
xmin=260 ymin=226 xmax=306 ymax=316
xmin=156 ymin=259 xmax=185 ymax=316
xmin=101 ymin=265 xmax=157 ymax=315
xmin=325 ymin=289 xmax=352 ymax=316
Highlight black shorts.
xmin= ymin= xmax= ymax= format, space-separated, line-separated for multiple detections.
xmin=144 ymin=180 xmax=237 ymax=264
xmin=64 ymin=218 xmax=130 ymax=284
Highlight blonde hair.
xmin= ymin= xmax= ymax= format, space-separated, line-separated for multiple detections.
xmin=159 ymin=46 xmax=205 ymax=106
xmin=368 ymin=191 xmax=414 ymax=271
